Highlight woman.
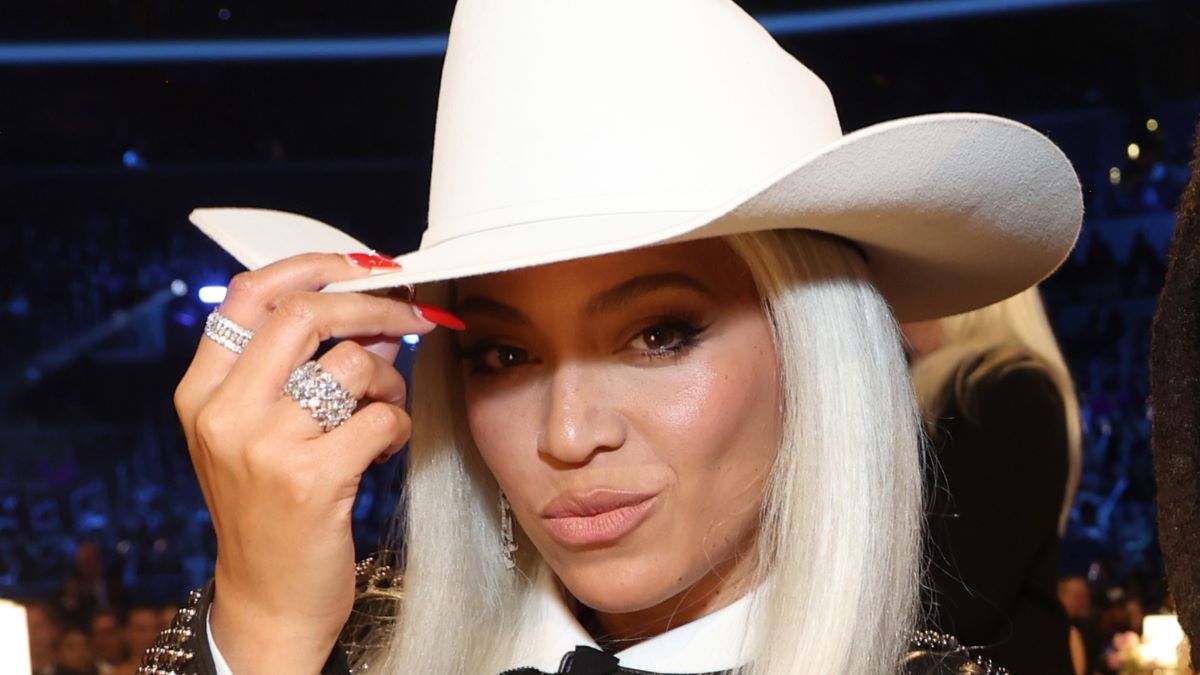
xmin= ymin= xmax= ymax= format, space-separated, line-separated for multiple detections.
xmin=142 ymin=1 xmax=1082 ymax=673
xmin=906 ymin=288 xmax=1082 ymax=674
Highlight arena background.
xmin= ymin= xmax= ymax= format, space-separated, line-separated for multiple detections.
xmin=0 ymin=0 xmax=1194 ymax=616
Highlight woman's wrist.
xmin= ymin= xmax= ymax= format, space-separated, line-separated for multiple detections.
xmin=209 ymin=590 xmax=342 ymax=675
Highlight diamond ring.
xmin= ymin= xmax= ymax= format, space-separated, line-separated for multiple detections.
xmin=204 ymin=311 xmax=254 ymax=354
xmin=283 ymin=361 xmax=359 ymax=432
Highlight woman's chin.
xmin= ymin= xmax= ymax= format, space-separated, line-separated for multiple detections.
xmin=554 ymin=559 xmax=685 ymax=614
xmin=571 ymin=586 xmax=672 ymax=615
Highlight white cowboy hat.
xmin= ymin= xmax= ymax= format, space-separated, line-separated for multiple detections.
xmin=190 ymin=0 xmax=1082 ymax=321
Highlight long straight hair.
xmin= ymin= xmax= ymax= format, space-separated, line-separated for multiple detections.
xmin=362 ymin=229 xmax=924 ymax=674
xmin=910 ymin=287 xmax=1082 ymax=534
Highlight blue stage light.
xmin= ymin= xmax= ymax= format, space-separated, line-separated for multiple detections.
xmin=198 ymin=285 xmax=228 ymax=304
xmin=122 ymin=149 xmax=147 ymax=169
xmin=170 ymin=280 xmax=188 ymax=297
xmin=0 ymin=1 xmax=1131 ymax=66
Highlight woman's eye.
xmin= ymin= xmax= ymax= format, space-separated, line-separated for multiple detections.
xmin=629 ymin=321 xmax=702 ymax=356
xmin=470 ymin=345 xmax=531 ymax=372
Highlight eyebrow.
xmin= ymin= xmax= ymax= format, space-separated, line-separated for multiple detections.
xmin=583 ymin=272 xmax=714 ymax=316
xmin=454 ymin=272 xmax=715 ymax=324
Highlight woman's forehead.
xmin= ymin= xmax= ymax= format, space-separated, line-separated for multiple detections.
xmin=455 ymin=238 xmax=748 ymax=297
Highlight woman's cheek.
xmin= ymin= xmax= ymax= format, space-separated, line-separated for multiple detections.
xmin=657 ymin=367 xmax=714 ymax=429
xmin=465 ymin=383 xmax=539 ymax=482
xmin=646 ymin=359 xmax=753 ymax=453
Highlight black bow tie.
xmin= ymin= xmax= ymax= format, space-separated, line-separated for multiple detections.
xmin=502 ymin=645 xmax=730 ymax=675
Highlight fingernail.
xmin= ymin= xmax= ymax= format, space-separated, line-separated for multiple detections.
xmin=347 ymin=253 xmax=402 ymax=270
xmin=412 ymin=303 xmax=466 ymax=331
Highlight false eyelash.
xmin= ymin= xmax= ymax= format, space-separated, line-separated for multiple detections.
xmin=459 ymin=343 xmax=510 ymax=373
xmin=634 ymin=319 xmax=707 ymax=361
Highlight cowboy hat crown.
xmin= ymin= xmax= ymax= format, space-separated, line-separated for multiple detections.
xmin=190 ymin=0 xmax=1083 ymax=321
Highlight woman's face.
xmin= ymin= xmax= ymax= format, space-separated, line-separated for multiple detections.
xmin=455 ymin=238 xmax=781 ymax=616
xmin=899 ymin=319 xmax=944 ymax=363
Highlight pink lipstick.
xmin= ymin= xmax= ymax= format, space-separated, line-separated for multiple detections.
xmin=540 ymin=490 xmax=659 ymax=548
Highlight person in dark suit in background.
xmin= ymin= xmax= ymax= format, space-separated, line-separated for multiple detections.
xmin=1058 ymin=576 xmax=1104 ymax=675
xmin=1149 ymin=120 xmax=1200 ymax=669
xmin=55 ymin=542 xmax=127 ymax=630
xmin=905 ymin=286 xmax=1084 ymax=675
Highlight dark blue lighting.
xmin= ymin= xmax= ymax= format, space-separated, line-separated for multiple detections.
xmin=122 ymin=149 xmax=147 ymax=169
xmin=7 ymin=296 xmax=29 ymax=316
xmin=757 ymin=0 xmax=1130 ymax=34
xmin=0 ymin=0 xmax=1136 ymax=66
xmin=0 ymin=35 xmax=450 ymax=65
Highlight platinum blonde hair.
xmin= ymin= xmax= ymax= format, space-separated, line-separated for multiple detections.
xmin=362 ymin=229 xmax=923 ymax=674
xmin=909 ymin=286 xmax=1081 ymax=534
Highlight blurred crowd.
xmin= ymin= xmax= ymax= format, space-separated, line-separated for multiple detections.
xmin=23 ymin=542 xmax=179 ymax=675
xmin=1047 ymin=227 xmax=1163 ymax=584
xmin=1057 ymin=572 xmax=1184 ymax=674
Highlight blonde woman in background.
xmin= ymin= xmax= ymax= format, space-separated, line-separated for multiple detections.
xmin=906 ymin=287 xmax=1084 ymax=675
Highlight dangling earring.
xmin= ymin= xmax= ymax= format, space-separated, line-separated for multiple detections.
xmin=499 ymin=491 xmax=518 ymax=569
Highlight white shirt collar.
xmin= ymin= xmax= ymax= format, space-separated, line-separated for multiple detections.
xmin=506 ymin=571 xmax=760 ymax=673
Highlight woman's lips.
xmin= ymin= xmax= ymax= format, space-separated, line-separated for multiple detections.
xmin=540 ymin=490 xmax=659 ymax=547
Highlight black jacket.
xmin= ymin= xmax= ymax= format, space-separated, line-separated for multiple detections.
xmin=141 ymin=572 xmax=1009 ymax=674
xmin=923 ymin=355 xmax=1074 ymax=675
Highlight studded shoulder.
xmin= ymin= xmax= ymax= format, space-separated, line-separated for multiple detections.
xmin=904 ymin=630 xmax=1010 ymax=675
xmin=142 ymin=565 xmax=1001 ymax=675
xmin=339 ymin=555 xmax=405 ymax=673
xmin=138 ymin=586 xmax=206 ymax=674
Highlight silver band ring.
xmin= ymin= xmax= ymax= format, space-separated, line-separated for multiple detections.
xmin=284 ymin=361 xmax=359 ymax=432
xmin=204 ymin=310 xmax=254 ymax=354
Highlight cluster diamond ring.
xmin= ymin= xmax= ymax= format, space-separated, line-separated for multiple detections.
xmin=204 ymin=311 xmax=254 ymax=354
xmin=284 ymin=361 xmax=359 ymax=432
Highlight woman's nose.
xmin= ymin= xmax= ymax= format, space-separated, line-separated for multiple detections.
xmin=537 ymin=364 xmax=627 ymax=465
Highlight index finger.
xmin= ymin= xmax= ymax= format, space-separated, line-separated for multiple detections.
xmin=219 ymin=291 xmax=437 ymax=406
xmin=178 ymin=252 xmax=396 ymax=430
xmin=189 ymin=253 xmax=392 ymax=376
xmin=219 ymin=252 xmax=393 ymax=341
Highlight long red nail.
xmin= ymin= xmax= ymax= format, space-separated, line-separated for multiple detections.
xmin=347 ymin=253 xmax=402 ymax=269
xmin=412 ymin=303 xmax=466 ymax=331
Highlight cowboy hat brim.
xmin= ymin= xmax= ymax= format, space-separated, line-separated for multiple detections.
xmin=190 ymin=111 xmax=1082 ymax=322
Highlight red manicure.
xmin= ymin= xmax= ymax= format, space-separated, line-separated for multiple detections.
xmin=412 ymin=303 xmax=467 ymax=331
xmin=348 ymin=253 xmax=402 ymax=269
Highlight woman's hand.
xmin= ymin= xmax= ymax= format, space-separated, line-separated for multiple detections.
xmin=172 ymin=253 xmax=441 ymax=674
